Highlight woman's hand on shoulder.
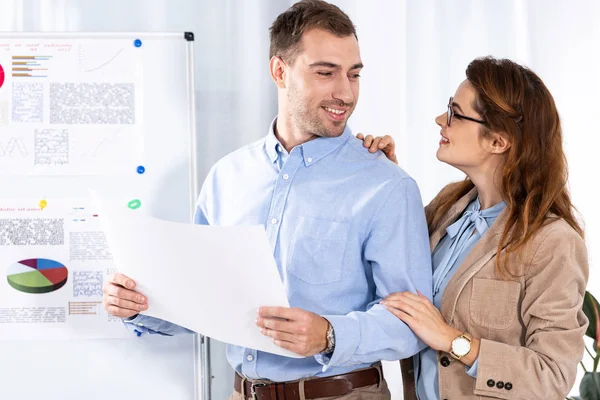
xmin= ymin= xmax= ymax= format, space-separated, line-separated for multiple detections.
xmin=356 ymin=133 xmax=398 ymax=164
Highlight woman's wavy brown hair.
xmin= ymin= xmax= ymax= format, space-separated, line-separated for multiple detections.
xmin=430 ymin=57 xmax=583 ymax=277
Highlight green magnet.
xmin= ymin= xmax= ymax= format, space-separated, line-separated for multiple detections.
xmin=128 ymin=199 xmax=141 ymax=210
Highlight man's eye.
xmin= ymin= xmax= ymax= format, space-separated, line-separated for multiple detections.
xmin=317 ymin=72 xmax=332 ymax=76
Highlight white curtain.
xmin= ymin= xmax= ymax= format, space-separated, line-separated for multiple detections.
xmin=342 ymin=1 xmax=599 ymax=397
xmin=3 ymin=0 xmax=598 ymax=398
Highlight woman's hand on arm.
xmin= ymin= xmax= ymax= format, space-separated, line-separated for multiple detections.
xmin=382 ymin=291 xmax=480 ymax=367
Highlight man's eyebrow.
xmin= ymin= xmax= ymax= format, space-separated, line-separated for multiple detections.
xmin=308 ymin=62 xmax=364 ymax=70
xmin=308 ymin=62 xmax=341 ymax=69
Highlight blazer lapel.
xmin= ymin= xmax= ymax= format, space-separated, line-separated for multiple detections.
xmin=439 ymin=207 xmax=510 ymax=322
xmin=428 ymin=188 xmax=478 ymax=252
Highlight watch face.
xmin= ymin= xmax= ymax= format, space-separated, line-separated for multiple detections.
xmin=452 ymin=337 xmax=471 ymax=356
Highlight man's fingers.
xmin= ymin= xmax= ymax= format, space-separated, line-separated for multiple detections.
xmin=106 ymin=295 xmax=147 ymax=312
xmin=255 ymin=316 xmax=295 ymax=333
xmin=258 ymin=306 xmax=298 ymax=320
xmin=109 ymin=273 xmax=136 ymax=289
xmin=356 ymin=133 xmax=364 ymax=140
xmin=260 ymin=328 xmax=295 ymax=343
xmin=104 ymin=283 xmax=147 ymax=304
xmin=363 ymin=135 xmax=374 ymax=147
xmin=271 ymin=339 xmax=307 ymax=356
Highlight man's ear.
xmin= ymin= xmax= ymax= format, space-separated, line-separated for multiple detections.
xmin=270 ymin=56 xmax=287 ymax=89
xmin=489 ymin=131 xmax=511 ymax=154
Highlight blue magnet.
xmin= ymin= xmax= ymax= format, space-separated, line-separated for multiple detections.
xmin=134 ymin=39 xmax=142 ymax=48
xmin=137 ymin=165 xmax=145 ymax=174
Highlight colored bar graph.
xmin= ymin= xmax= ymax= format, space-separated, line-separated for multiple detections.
xmin=11 ymin=55 xmax=52 ymax=78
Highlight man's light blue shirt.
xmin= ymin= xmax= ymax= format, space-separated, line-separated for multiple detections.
xmin=415 ymin=197 xmax=506 ymax=399
xmin=125 ymin=119 xmax=432 ymax=382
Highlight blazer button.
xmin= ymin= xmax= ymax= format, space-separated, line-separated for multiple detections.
xmin=440 ymin=356 xmax=450 ymax=367
xmin=505 ymin=382 xmax=513 ymax=390
xmin=496 ymin=381 xmax=504 ymax=389
xmin=487 ymin=379 xmax=495 ymax=387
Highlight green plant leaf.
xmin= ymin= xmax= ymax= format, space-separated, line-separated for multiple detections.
xmin=580 ymin=372 xmax=600 ymax=400
xmin=583 ymin=291 xmax=600 ymax=344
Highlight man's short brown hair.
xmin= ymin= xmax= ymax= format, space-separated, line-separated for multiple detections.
xmin=269 ymin=0 xmax=357 ymax=64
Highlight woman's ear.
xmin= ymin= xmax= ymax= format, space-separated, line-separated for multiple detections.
xmin=269 ymin=56 xmax=287 ymax=89
xmin=489 ymin=132 xmax=511 ymax=154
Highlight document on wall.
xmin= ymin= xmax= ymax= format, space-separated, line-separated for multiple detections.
xmin=0 ymin=38 xmax=144 ymax=176
xmin=95 ymin=197 xmax=300 ymax=358
xmin=0 ymin=197 xmax=129 ymax=340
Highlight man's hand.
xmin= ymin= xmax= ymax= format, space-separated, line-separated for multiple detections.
xmin=356 ymin=133 xmax=398 ymax=164
xmin=102 ymin=273 xmax=148 ymax=319
xmin=256 ymin=307 xmax=329 ymax=357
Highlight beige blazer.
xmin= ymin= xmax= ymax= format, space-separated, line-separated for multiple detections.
xmin=401 ymin=184 xmax=589 ymax=400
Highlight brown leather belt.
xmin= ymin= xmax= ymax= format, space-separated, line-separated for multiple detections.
xmin=234 ymin=364 xmax=383 ymax=399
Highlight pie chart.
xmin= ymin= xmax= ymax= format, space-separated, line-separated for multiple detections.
xmin=7 ymin=259 xmax=68 ymax=294
xmin=0 ymin=64 xmax=4 ymax=89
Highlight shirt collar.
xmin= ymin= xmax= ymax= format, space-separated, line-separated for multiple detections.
xmin=469 ymin=197 xmax=506 ymax=218
xmin=264 ymin=116 xmax=352 ymax=166
xmin=265 ymin=118 xmax=282 ymax=164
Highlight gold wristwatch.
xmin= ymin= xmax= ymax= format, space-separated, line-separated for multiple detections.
xmin=450 ymin=332 xmax=472 ymax=360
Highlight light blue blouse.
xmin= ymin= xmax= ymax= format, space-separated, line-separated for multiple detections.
xmin=415 ymin=197 xmax=506 ymax=399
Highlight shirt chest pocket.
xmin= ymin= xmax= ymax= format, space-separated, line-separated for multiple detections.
xmin=287 ymin=217 xmax=350 ymax=285
xmin=469 ymin=278 xmax=522 ymax=330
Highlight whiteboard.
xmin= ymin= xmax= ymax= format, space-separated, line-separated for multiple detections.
xmin=0 ymin=32 xmax=201 ymax=400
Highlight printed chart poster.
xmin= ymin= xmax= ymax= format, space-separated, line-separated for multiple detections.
xmin=0 ymin=197 xmax=129 ymax=340
xmin=0 ymin=38 xmax=144 ymax=176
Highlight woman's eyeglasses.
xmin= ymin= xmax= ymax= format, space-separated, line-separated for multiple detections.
xmin=447 ymin=97 xmax=487 ymax=127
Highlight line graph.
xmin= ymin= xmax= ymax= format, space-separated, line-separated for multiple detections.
xmin=79 ymin=46 xmax=124 ymax=73
xmin=0 ymin=137 xmax=28 ymax=157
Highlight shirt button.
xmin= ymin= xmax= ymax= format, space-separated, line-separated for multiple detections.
xmin=246 ymin=354 xmax=254 ymax=362
xmin=283 ymin=174 xmax=289 ymax=180
xmin=137 ymin=323 xmax=144 ymax=327
xmin=277 ymin=145 xmax=282 ymax=152
xmin=496 ymin=381 xmax=504 ymax=389
xmin=440 ymin=356 xmax=450 ymax=367
xmin=307 ymin=157 xmax=313 ymax=163
xmin=271 ymin=218 xmax=278 ymax=225
xmin=504 ymin=382 xmax=513 ymax=391
xmin=487 ymin=379 xmax=495 ymax=387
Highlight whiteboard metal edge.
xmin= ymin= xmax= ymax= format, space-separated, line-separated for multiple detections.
xmin=185 ymin=34 xmax=209 ymax=400
xmin=0 ymin=32 xmax=187 ymax=39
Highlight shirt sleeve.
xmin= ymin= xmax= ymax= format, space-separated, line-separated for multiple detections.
xmin=123 ymin=314 xmax=195 ymax=336
xmin=466 ymin=357 xmax=479 ymax=378
xmin=317 ymin=177 xmax=433 ymax=369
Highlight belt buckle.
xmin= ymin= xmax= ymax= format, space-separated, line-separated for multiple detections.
xmin=250 ymin=382 xmax=267 ymax=399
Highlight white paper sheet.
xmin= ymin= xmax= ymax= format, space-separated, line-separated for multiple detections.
xmin=96 ymin=198 xmax=300 ymax=358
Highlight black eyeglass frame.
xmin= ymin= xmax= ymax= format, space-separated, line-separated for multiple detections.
xmin=447 ymin=97 xmax=487 ymax=127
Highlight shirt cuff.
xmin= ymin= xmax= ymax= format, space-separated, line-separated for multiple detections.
xmin=122 ymin=314 xmax=153 ymax=336
xmin=466 ymin=357 xmax=479 ymax=378
xmin=314 ymin=315 xmax=359 ymax=370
